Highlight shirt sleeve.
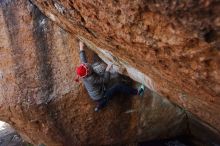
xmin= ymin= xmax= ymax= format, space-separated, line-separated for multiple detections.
xmin=92 ymin=71 xmax=110 ymax=85
xmin=79 ymin=50 xmax=87 ymax=63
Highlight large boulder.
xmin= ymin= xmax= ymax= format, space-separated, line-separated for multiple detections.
xmin=0 ymin=0 xmax=188 ymax=145
xmin=30 ymin=0 xmax=220 ymax=137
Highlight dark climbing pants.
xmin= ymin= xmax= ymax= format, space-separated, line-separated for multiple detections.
xmin=96 ymin=83 xmax=138 ymax=109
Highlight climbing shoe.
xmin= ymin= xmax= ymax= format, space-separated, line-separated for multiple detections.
xmin=94 ymin=106 xmax=100 ymax=112
xmin=137 ymin=84 xmax=145 ymax=96
xmin=94 ymin=103 xmax=102 ymax=112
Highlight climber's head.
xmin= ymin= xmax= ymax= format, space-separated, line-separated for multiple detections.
xmin=75 ymin=63 xmax=91 ymax=79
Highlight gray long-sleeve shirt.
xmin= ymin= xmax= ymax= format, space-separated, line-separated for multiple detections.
xmin=80 ymin=51 xmax=110 ymax=101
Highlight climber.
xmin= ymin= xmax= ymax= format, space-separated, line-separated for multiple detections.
xmin=75 ymin=41 xmax=145 ymax=112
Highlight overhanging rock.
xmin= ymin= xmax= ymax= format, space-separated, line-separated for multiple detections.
xmin=30 ymin=0 xmax=220 ymax=133
xmin=0 ymin=0 xmax=220 ymax=145
xmin=0 ymin=0 xmax=187 ymax=145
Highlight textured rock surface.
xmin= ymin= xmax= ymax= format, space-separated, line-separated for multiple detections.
xmin=0 ymin=1 xmax=66 ymax=145
xmin=0 ymin=0 xmax=188 ymax=145
xmin=30 ymin=0 xmax=220 ymax=134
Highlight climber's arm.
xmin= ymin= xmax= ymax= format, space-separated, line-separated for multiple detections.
xmin=79 ymin=41 xmax=88 ymax=63
xmin=92 ymin=63 xmax=112 ymax=84
xmin=92 ymin=71 xmax=110 ymax=84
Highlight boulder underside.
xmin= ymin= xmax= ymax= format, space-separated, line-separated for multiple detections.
xmin=0 ymin=0 xmax=219 ymax=145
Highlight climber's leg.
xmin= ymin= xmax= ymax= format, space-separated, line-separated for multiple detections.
xmin=95 ymin=83 xmax=145 ymax=112
xmin=94 ymin=83 xmax=138 ymax=112
xmin=104 ymin=83 xmax=138 ymax=99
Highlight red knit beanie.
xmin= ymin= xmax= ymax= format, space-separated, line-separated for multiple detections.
xmin=74 ymin=63 xmax=90 ymax=82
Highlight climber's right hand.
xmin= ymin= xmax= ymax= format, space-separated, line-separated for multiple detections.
xmin=79 ymin=41 xmax=84 ymax=51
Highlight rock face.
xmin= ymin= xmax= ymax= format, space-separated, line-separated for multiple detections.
xmin=0 ymin=1 xmax=67 ymax=145
xmin=31 ymin=0 xmax=220 ymax=135
xmin=0 ymin=0 xmax=187 ymax=146
xmin=0 ymin=0 xmax=219 ymax=146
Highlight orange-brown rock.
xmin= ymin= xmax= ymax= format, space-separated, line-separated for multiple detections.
xmin=30 ymin=0 xmax=220 ymax=135
xmin=0 ymin=0 xmax=220 ymax=145
xmin=0 ymin=0 xmax=188 ymax=145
